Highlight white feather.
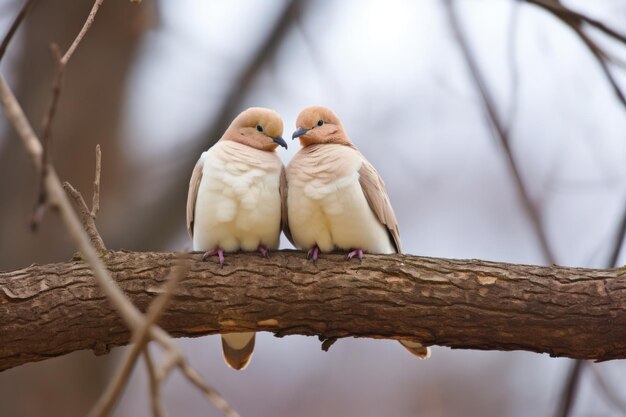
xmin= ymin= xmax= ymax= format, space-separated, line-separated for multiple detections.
xmin=193 ymin=141 xmax=283 ymax=252
xmin=287 ymin=144 xmax=394 ymax=254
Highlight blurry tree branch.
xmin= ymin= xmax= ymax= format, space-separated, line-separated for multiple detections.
xmin=0 ymin=0 xmax=37 ymax=63
xmin=1 ymin=250 xmax=626 ymax=372
xmin=0 ymin=2 xmax=239 ymax=415
xmin=0 ymin=55 xmax=238 ymax=417
xmin=444 ymin=0 xmax=556 ymax=263
xmin=445 ymin=3 xmax=626 ymax=414
xmin=116 ymin=0 xmax=310 ymax=251
xmin=526 ymin=0 xmax=626 ymax=109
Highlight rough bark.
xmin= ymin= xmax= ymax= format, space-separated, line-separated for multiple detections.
xmin=1 ymin=250 xmax=625 ymax=372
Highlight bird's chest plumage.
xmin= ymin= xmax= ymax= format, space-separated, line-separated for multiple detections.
xmin=193 ymin=142 xmax=282 ymax=252
xmin=286 ymin=145 xmax=393 ymax=253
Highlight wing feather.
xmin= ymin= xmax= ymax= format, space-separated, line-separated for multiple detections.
xmin=186 ymin=156 xmax=204 ymax=238
xmin=358 ymin=161 xmax=402 ymax=253
xmin=280 ymin=165 xmax=294 ymax=246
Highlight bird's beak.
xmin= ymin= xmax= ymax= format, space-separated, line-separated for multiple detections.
xmin=272 ymin=135 xmax=288 ymax=149
xmin=292 ymin=127 xmax=309 ymax=140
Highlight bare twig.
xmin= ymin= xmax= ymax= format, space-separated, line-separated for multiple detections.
xmin=443 ymin=0 xmax=556 ymax=264
xmin=526 ymin=0 xmax=626 ymax=45
xmin=31 ymin=43 xmax=65 ymax=231
xmin=505 ymin=0 xmax=521 ymax=135
xmin=569 ymin=23 xmax=626 ymax=109
xmin=61 ymin=144 xmax=105 ymax=252
xmin=63 ymin=181 xmax=107 ymax=254
xmin=1 ymin=1 xmax=240 ymax=416
xmin=153 ymin=351 xmax=240 ymax=417
xmin=0 ymin=0 xmax=37 ymax=64
xmin=0 ymin=70 xmax=237 ymax=417
xmin=556 ymin=360 xmax=584 ymax=417
xmin=176 ymin=363 xmax=240 ymax=417
xmin=92 ymin=144 xmax=101 ymax=217
xmin=88 ymin=262 xmax=188 ymax=417
xmin=588 ymin=365 xmax=626 ymax=413
xmin=520 ymin=3 xmax=626 ymax=415
xmin=442 ymin=5 xmax=604 ymax=417
xmin=40 ymin=43 xmax=64 ymax=157
xmin=29 ymin=0 xmax=104 ymax=230
xmin=0 ymin=71 xmax=157 ymax=341
xmin=144 ymin=347 xmax=166 ymax=417
xmin=61 ymin=0 xmax=104 ymax=65
xmin=608 ymin=203 xmax=626 ymax=268
xmin=527 ymin=0 xmax=626 ymax=111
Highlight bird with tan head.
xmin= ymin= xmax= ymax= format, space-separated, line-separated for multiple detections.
xmin=284 ymin=105 xmax=430 ymax=359
xmin=186 ymin=107 xmax=287 ymax=370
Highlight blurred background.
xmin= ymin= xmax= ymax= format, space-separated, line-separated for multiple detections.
xmin=1 ymin=0 xmax=626 ymax=416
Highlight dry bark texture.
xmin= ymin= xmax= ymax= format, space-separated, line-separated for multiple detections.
xmin=1 ymin=250 xmax=625 ymax=372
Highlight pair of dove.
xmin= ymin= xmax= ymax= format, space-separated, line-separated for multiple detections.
xmin=186 ymin=105 xmax=429 ymax=370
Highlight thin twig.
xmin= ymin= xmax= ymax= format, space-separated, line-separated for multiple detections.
xmin=29 ymin=0 xmax=104 ymax=230
xmin=443 ymin=0 xmax=556 ymax=264
xmin=0 ymin=0 xmax=37 ymax=64
xmin=88 ymin=262 xmax=189 ymax=417
xmin=505 ymin=0 xmax=521 ymax=135
xmin=40 ymin=43 xmax=64 ymax=158
xmin=92 ymin=144 xmax=101 ymax=217
xmin=177 ymin=362 xmax=240 ymax=417
xmin=1 ymin=72 xmax=237 ymax=417
xmin=153 ymin=351 xmax=240 ymax=417
xmin=588 ymin=365 xmax=626 ymax=413
xmin=527 ymin=0 xmax=626 ymax=111
xmin=556 ymin=360 xmax=584 ymax=417
xmin=0 ymin=1 xmax=239 ymax=415
xmin=608 ymin=203 xmax=626 ymax=268
xmin=526 ymin=0 xmax=626 ymax=45
xmin=31 ymin=43 xmax=65 ymax=231
xmin=570 ymin=24 xmax=626 ymax=109
xmin=0 ymin=71 xmax=156 ymax=338
xmin=61 ymin=0 xmax=104 ymax=65
xmin=144 ymin=347 xmax=166 ymax=417
xmin=443 ymin=5 xmax=599 ymax=416
xmin=524 ymin=2 xmax=626 ymax=415
xmin=63 ymin=181 xmax=106 ymax=254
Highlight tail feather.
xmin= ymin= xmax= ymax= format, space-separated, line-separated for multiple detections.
xmin=399 ymin=340 xmax=431 ymax=359
xmin=221 ymin=332 xmax=255 ymax=370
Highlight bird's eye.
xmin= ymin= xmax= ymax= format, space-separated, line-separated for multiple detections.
xmin=256 ymin=125 xmax=264 ymax=133
xmin=317 ymin=119 xmax=324 ymax=127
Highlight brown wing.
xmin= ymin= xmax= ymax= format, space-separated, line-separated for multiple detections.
xmin=280 ymin=165 xmax=294 ymax=246
xmin=358 ymin=160 xmax=402 ymax=253
xmin=186 ymin=156 xmax=204 ymax=238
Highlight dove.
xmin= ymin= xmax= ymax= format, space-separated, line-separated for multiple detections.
xmin=284 ymin=105 xmax=430 ymax=359
xmin=186 ymin=107 xmax=288 ymax=370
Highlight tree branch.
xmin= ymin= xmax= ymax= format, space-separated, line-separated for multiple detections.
xmin=1 ymin=250 xmax=625 ymax=372
xmin=0 ymin=0 xmax=38 ymax=64
xmin=443 ymin=0 xmax=557 ymax=264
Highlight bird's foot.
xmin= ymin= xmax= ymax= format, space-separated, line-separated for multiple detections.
xmin=347 ymin=248 xmax=364 ymax=262
xmin=258 ymin=244 xmax=270 ymax=258
xmin=306 ymin=245 xmax=320 ymax=262
xmin=202 ymin=247 xmax=225 ymax=266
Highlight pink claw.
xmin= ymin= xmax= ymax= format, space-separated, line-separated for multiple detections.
xmin=202 ymin=247 xmax=225 ymax=266
xmin=258 ymin=244 xmax=270 ymax=258
xmin=347 ymin=248 xmax=364 ymax=261
xmin=306 ymin=245 xmax=320 ymax=262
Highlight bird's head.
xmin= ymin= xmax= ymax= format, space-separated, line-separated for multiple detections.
xmin=292 ymin=106 xmax=352 ymax=147
xmin=223 ymin=107 xmax=287 ymax=151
